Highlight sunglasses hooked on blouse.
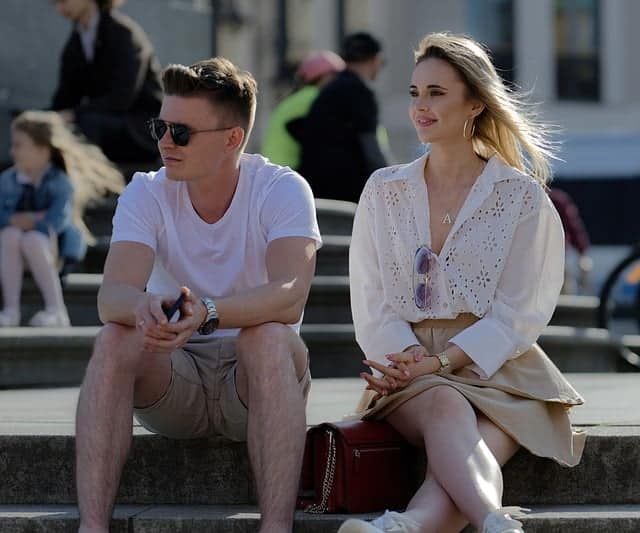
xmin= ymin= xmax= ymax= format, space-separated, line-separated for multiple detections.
xmin=413 ymin=245 xmax=434 ymax=311
xmin=146 ymin=118 xmax=233 ymax=147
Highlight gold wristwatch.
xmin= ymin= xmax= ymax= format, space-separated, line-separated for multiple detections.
xmin=434 ymin=352 xmax=452 ymax=374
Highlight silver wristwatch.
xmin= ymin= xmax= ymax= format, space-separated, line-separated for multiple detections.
xmin=198 ymin=296 xmax=219 ymax=335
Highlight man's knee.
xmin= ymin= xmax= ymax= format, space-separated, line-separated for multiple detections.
xmin=91 ymin=323 xmax=142 ymax=373
xmin=237 ymin=322 xmax=306 ymax=378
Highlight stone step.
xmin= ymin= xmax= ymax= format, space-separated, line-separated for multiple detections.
xmin=0 ymin=324 xmax=364 ymax=387
xmin=551 ymin=295 xmax=598 ymax=328
xmin=15 ymin=273 xmax=596 ymax=328
xmin=81 ymin=235 xmax=350 ymax=275
xmin=0 ymin=426 xmax=637 ymax=507
xmin=83 ymin=196 xmax=356 ymax=238
xmin=1 ymin=504 xmax=640 ymax=532
xmin=14 ymin=275 xmax=351 ymax=327
xmin=0 ymin=324 xmax=636 ymax=387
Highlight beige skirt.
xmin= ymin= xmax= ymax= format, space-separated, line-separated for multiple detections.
xmin=353 ymin=314 xmax=586 ymax=467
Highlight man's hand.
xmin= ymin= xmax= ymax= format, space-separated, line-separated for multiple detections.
xmin=135 ymin=287 xmax=205 ymax=353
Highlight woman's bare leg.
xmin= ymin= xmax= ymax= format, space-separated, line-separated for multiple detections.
xmin=0 ymin=227 xmax=25 ymax=311
xmin=387 ymin=386 xmax=520 ymax=531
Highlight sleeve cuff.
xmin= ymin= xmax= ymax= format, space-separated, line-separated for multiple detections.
xmin=267 ymin=229 xmax=323 ymax=249
xmin=448 ymin=317 xmax=518 ymax=379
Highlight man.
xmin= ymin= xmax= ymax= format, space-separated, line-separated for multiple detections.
xmin=75 ymin=57 xmax=322 ymax=532
xmin=298 ymin=32 xmax=387 ymax=203
xmin=261 ymin=50 xmax=345 ymax=169
xmin=51 ymin=0 xmax=162 ymax=163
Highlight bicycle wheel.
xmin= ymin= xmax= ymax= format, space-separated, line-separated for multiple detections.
xmin=597 ymin=248 xmax=640 ymax=335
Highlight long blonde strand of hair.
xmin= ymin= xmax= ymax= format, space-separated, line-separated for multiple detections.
xmin=415 ymin=32 xmax=557 ymax=184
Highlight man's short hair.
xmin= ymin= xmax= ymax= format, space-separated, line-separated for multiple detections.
xmin=341 ymin=32 xmax=382 ymax=63
xmin=162 ymin=57 xmax=257 ymax=148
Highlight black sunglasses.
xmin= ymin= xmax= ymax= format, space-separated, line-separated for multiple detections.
xmin=146 ymin=118 xmax=233 ymax=146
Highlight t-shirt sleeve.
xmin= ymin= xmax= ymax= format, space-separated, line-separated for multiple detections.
xmin=259 ymin=169 xmax=322 ymax=248
xmin=110 ymin=173 xmax=161 ymax=250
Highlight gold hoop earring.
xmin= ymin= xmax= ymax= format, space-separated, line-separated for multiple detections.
xmin=463 ymin=119 xmax=476 ymax=140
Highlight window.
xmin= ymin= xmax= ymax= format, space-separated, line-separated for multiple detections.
xmin=555 ymin=0 xmax=600 ymax=101
xmin=466 ymin=0 xmax=515 ymax=85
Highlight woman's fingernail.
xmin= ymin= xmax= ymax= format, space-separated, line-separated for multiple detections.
xmin=404 ymin=370 xmax=410 ymax=377
xmin=385 ymin=354 xmax=393 ymax=360
xmin=362 ymin=360 xmax=371 ymax=366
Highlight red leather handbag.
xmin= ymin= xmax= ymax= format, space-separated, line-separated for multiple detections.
xmin=297 ymin=420 xmax=415 ymax=514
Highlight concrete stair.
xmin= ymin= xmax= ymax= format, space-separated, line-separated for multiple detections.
xmin=16 ymin=274 xmax=352 ymax=327
xmin=1 ymin=322 xmax=637 ymax=387
xmin=1 ymin=426 xmax=637 ymax=506
xmin=0 ymin=374 xmax=637 ymax=532
xmin=17 ymin=273 xmax=597 ymax=328
xmin=3 ymin=504 xmax=640 ymax=532
xmin=82 ymin=234 xmax=350 ymax=275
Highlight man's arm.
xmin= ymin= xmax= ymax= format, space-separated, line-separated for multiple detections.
xmin=213 ymin=236 xmax=317 ymax=329
xmin=97 ymin=241 xmax=156 ymax=326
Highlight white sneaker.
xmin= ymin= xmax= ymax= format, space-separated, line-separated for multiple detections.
xmin=0 ymin=308 xmax=20 ymax=327
xmin=338 ymin=511 xmax=421 ymax=533
xmin=482 ymin=507 xmax=525 ymax=533
xmin=28 ymin=308 xmax=70 ymax=327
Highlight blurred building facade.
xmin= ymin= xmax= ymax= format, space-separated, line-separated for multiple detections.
xmin=2 ymin=1 xmax=639 ymax=239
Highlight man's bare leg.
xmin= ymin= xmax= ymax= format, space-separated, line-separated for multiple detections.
xmin=235 ymin=323 xmax=308 ymax=533
xmin=75 ymin=323 xmax=171 ymax=533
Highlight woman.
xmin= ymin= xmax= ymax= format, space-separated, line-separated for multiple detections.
xmin=0 ymin=111 xmax=123 ymax=327
xmin=341 ymin=33 xmax=584 ymax=533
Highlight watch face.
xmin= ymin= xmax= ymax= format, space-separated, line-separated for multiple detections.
xmin=199 ymin=318 xmax=219 ymax=335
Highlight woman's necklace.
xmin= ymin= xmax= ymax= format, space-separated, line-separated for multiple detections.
xmin=441 ymin=190 xmax=467 ymax=225
xmin=432 ymin=159 xmax=486 ymax=225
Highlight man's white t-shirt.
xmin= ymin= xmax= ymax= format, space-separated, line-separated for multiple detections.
xmin=111 ymin=153 xmax=322 ymax=337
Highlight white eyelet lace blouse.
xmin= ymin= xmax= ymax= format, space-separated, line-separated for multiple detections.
xmin=349 ymin=153 xmax=565 ymax=379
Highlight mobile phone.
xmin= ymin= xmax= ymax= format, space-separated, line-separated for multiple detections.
xmin=163 ymin=292 xmax=186 ymax=321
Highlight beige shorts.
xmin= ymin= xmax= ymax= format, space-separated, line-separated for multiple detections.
xmin=134 ymin=335 xmax=311 ymax=442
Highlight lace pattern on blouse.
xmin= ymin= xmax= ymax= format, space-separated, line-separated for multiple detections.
xmin=360 ymin=159 xmax=541 ymax=320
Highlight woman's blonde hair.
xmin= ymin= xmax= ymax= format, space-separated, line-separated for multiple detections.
xmin=12 ymin=111 xmax=124 ymax=244
xmin=414 ymin=32 xmax=556 ymax=184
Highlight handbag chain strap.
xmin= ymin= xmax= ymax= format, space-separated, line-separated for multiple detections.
xmin=305 ymin=428 xmax=336 ymax=514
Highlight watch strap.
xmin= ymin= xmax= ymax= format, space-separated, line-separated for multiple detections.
xmin=198 ymin=296 xmax=218 ymax=335
xmin=434 ymin=352 xmax=452 ymax=374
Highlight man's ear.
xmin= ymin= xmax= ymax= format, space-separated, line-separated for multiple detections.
xmin=225 ymin=126 xmax=245 ymax=152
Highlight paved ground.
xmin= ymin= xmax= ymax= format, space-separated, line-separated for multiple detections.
xmin=0 ymin=373 xmax=637 ymax=436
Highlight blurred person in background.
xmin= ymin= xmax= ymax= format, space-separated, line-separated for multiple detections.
xmin=261 ymin=50 xmax=345 ymax=170
xmin=0 ymin=111 xmax=123 ymax=327
xmin=51 ymin=0 xmax=162 ymax=164
xmin=298 ymin=32 xmax=387 ymax=202
xmin=548 ymin=187 xmax=592 ymax=294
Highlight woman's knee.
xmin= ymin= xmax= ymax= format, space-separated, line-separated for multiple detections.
xmin=20 ymin=230 xmax=52 ymax=254
xmin=421 ymin=385 xmax=474 ymax=420
xmin=0 ymin=226 xmax=24 ymax=249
